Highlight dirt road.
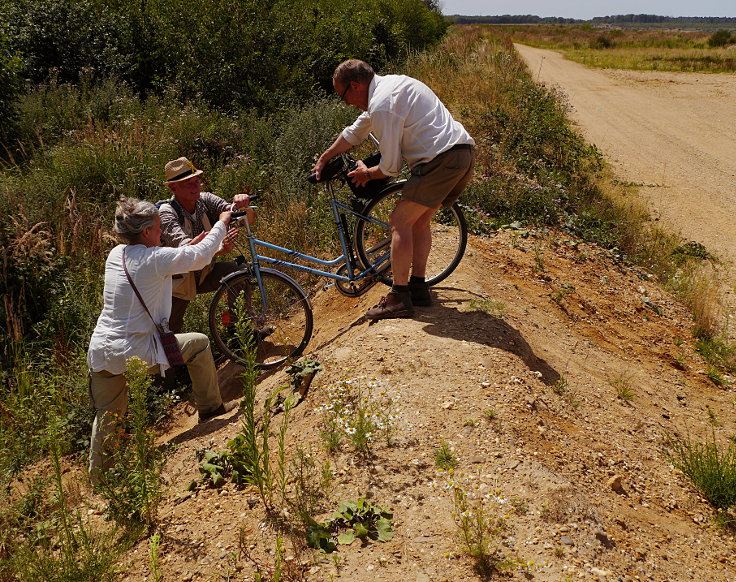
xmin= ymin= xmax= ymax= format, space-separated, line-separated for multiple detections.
xmin=515 ymin=43 xmax=736 ymax=267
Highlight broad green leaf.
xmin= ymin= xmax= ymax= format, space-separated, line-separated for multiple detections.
xmin=211 ymin=472 xmax=225 ymax=488
xmin=337 ymin=530 xmax=356 ymax=545
xmin=376 ymin=518 xmax=393 ymax=541
xmin=353 ymin=523 xmax=369 ymax=539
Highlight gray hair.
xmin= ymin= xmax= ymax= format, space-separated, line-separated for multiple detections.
xmin=114 ymin=196 xmax=158 ymax=244
xmin=333 ymin=59 xmax=374 ymax=86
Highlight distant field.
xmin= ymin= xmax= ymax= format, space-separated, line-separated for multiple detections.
xmin=494 ymin=24 xmax=736 ymax=73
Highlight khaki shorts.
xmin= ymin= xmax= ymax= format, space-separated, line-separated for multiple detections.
xmin=401 ymin=145 xmax=475 ymax=209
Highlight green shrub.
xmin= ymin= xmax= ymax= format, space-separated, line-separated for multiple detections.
xmin=4 ymin=0 xmax=448 ymax=111
xmin=708 ymin=29 xmax=733 ymax=48
xmin=5 ymin=0 xmax=136 ymax=85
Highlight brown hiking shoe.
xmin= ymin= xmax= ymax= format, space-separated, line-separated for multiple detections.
xmin=198 ymin=400 xmax=239 ymax=423
xmin=409 ymin=280 xmax=432 ymax=306
xmin=365 ymin=292 xmax=414 ymax=320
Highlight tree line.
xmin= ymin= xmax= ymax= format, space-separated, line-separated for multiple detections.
xmin=0 ymin=0 xmax=448 ymax=143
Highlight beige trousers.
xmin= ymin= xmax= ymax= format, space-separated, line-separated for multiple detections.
xmin=88 ymin=332 xmax=222 ymax=486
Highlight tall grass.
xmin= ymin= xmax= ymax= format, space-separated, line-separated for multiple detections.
xmin=97 ymin=357 xmax=164 ymax=533
xmin=0 ymin=423 xmax=123 ymax=581
xmin=668 ymin=432 xmax=736 ymax=510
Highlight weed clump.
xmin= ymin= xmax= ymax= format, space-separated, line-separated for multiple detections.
xmin=96 ymin=357 xmax=163 ymax=533
xmin=668 ymin=432 xmax=736 ymax=511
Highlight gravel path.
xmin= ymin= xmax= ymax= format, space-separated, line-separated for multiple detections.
xmin=515 ymin=43 xmax=736 ymax=268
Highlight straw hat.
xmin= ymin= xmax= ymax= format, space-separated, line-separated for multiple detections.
xmin=164 ymin=157 xmax=203 ymax=183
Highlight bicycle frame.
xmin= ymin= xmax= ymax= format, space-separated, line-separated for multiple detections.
xmin=238 ymin=180 xmax=403 ymax=286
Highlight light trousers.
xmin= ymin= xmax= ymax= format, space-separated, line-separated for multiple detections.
xmin=88 ymin=332 xmax=222 ymax=486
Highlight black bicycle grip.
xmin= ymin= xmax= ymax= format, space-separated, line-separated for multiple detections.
xmin=307 ymin=156 xmax=350 ymax=184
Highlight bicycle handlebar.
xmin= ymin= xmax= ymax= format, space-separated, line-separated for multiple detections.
xmin=307 ymin=154 xmax=355 ymax=184
xmin=230 ymin=193 xmax=259 ymax=223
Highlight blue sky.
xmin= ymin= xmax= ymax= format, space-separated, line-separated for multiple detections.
xmin=440 ymin=1 xmax=736 ymax=19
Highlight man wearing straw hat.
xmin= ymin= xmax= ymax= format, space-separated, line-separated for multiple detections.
xmin=160 ymin=156 xmax=253 ymax=333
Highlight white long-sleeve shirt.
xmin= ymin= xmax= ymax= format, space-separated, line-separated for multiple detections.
xmin=87 ymin=222 xmax=227 ymax=375
xmin=341 ymin=74 xmax=475 ymax=177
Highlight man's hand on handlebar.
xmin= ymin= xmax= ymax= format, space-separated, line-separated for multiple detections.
xmin=312 ymin=158 xmax=328 ymax=182
xmin=230 ymin=188 xmax=255 ymax=225
xmin=218 ymin=209 xmax=233 ymax=226
xmin=232 ymin=187 xmax=251 ymax=210
xmin=347 ymin=160 xmax=372 ymax=187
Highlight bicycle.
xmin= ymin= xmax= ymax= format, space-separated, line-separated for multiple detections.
xmin=208 ymin=150 xmax=468 ymax=368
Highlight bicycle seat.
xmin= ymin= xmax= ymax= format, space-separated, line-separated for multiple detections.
xmin=307 ymin=156 xmax=346 ymax=184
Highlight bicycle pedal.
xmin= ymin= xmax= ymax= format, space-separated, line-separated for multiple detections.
xmin=323 ymin=281 xmax=335 ymax=291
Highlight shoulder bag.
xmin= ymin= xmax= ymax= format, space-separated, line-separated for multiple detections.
xmin=121 ymin=247 xmax=186 ymax=367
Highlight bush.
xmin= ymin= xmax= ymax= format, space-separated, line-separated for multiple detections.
xmin=708 ymin=29 xmax=733 ymax=48
xmin=4 ymin=0 xmax=448 ymax=111
xmin=5 ymin=0 xmax=137 ymax=85
xmin=590 ymin=34 xmax=614 ymax=49
xmin=0 ymin=25 xmax=22 ymax=147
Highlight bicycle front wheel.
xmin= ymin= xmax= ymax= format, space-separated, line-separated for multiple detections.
xmin=355 ymin=183 xmax=468 ymax=286
xmin=208 ymin=269 xmax=313 ymax=369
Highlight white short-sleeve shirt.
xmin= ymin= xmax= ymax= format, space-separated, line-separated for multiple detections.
xmin=341 ymin=74 xmax=475 ymax=177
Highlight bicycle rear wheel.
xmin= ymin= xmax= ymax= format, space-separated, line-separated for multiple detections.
xmin=354 ymin=183 xmax=468 ymax=286
xmin=208 ymin=269 xmax=313 ymax=369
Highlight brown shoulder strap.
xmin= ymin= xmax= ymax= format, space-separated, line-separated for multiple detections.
xmin=121 ymin=247 xmax=161 ymax=332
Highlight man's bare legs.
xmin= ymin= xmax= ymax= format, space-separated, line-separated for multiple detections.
xmin=366 ymin=201 xmax=437 ymax=319
xmin=388 ymin=200 xmax=438 ymax=285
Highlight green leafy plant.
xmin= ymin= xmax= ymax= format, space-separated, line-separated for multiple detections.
xmin=192 ymin=449 xmax=232 ymax=489
xmin=230 ymin=299 xmax=277 ymax=508
xmin=306 ymin=497 xmax=393 ymax=553
xmin=452 ymin=486 xmax=508 ymax=576
xmin=706 ymin=367 xmax=725 ymax=387
xmin=551 ymin=283 xmax=575 ymax=306
xmin=285 ymin=359 xmax=323 ymax=404
xmin=552 ymin=376 xmax=569 ymax=396
xmin=149 ymin=532 xmax=162 ymax=582
xmin=552 ymin=375 xmax=580 ymax=407
xmin=695 ymin=336 xmax=736 ymax=373
xmin=435 ymin=440 xmax=459 ymax=470
xmin=533 ymin=241 xmax=546 ymax=273
xmin=610 ymin=373 xmax=635 ymax=402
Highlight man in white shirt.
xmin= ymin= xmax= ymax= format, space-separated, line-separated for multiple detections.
xmin=313 ymin=59 xmax=475 ymax=320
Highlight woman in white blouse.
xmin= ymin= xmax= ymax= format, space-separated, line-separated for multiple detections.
xmin=87 ymin=197 xmax=236 ymax=485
